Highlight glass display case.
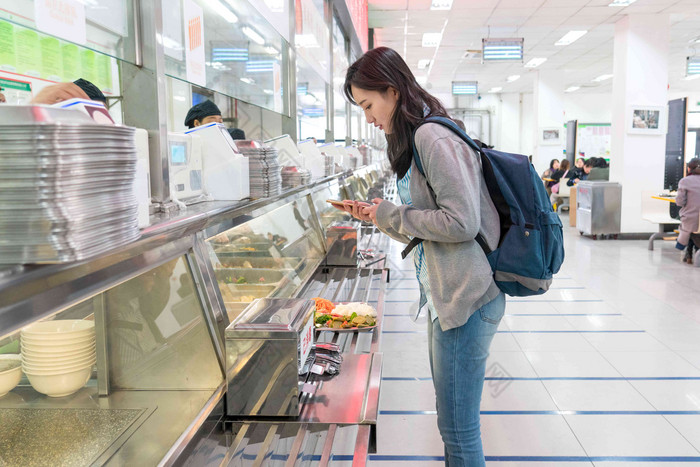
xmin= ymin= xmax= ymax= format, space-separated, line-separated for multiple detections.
xmin=205 ymin=197 xmax=326 ymax=322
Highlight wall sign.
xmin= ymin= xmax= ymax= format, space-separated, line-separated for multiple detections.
xmin=34 ymin=0 xmax=86 ymax=46
xmin=184 ymin=0 xmax=206 ymax=87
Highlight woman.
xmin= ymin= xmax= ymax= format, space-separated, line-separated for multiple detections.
xmin=550 ymin=159 xmax=571 ymax=207
xmin=541 ymin=159 xmax=559 ymax=195
xmin=676 ymin=158 xmax=700 ymax=264
xmin=337 ymin=47 xmax=504 ymax=466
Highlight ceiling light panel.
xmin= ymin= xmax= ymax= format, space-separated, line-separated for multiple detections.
xmin=206 ymin=0 xmax=238 ymax=24
xmin=524 ymin=57 xmax=547 ymax=68
xmin=430 ymin=0 xmax=453 ymax=10
xmin=418 ymin=59 xmax=431 ymax=69
xmin=506 ymin=74 xmax=521 ymax=82
xmin=482 ymin=38 xmax=524 ymax=61
xmin=452 ymin=81 xmax=478 ymax=95
xmin=422 ymin=33 xmax=443 ymax=48
xmin=608 ymin=0 xmax=637 ymax=6
xmin=565 ymin=86 xmax=580 ymax=92
xmin=242 ymin=26 xmax=265 ymax=45
xmin=488 ymin=87 xmax=503 ymax=93
xmin=687 ymin=57 xmax=700 ymax=76
xmin=555 ymin=30 xmax=587 ymax=46
xmin=592 ymin=74 xmax=614 ymax=82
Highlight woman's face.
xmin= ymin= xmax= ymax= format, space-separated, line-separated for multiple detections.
xmin=351 ymin=85 xmax=399 ymax=134
xmin=576 ymin=159 xmax=584 ymax=168
xmin=553 ymin=160 xmax=560 ymax=170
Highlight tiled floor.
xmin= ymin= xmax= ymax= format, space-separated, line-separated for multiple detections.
xmin=368 ymin=214 xmax=700 ymax=466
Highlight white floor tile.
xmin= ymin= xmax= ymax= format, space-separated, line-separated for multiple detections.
xmin=514 ymin=289 xmax=597 ymax=302
xmin=382 ymin=316 xmax=428 ymax=332
xmin=380 ymin=333 xmax=429 ymax=353
xmin=678 ymin=351 xmax=700 ymax=371
xmin=481 ymin=414 xmax=587 ymax=456
xmin=564 ymin=414 xmax=698 ymax=457
xmin=503 ymin=315 xmax=576 ymax=331
xmin=524 ymin=351 xmax=622 ymax=378
xmin=563 ymin=315 xmax=643 ymax=331
xmin=385 ymin=288 xmax=421 ymax=301
xmin=549 ymin=301 xmax=621 ymax=315
xmin=582 ymin=332 xmax=669 ymax=352
xmin=664 ymin=415 xmax=700 ymax=453
xmin=513 ymin=333 xmax=597 ymax=352
xmin=480 ymin=380 xmax=558 ymax=411
xmin=379 ymin=380 xmax=435 ymax=411
xmin=646 ymin=329 xmax=700 ymax=352
xmin=542 ymin=380 xmax=655 ymax=411
xmin=380 ymin=350 xmax=431 ymax=378
xmin=487 ymin=351 xmax=538 ymax=378
xmin=601 ymin=351 xmax=700 ymax=378
xmin=504 ymin=301 xmax=559 ymax=315
xmin=489 ymin=333 xmax=521 ymax=352
xmin=374 ymin=414 xmax=443 ymax=456
xmin=630 ymin=380 xmax=700 ymax=411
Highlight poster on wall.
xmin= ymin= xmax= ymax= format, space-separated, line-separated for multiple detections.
xmin=540 ymin=127 xmax=561 ymax=145
xmin=34 ymin=0 xmax=87 ymax=46
xmin=183 ymin=0 xmax=206 ymax=87
xmin=627 ymin=105 xmax=667 ymax=135
xmin=577 ymin=124 xmax=611 ymax=158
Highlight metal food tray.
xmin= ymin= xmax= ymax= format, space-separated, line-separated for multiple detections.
xmin=218 ymin=256 xmax=304 ymax=270
xmin=214 ymin=268 xmax=292 ymax=286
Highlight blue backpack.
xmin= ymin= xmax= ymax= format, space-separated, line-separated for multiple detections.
xmin=402 ymin=116 xmax=565 ymax=297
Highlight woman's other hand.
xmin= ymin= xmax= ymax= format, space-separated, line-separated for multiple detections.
xmin=341 ymin=200 xmax=372 ymax=222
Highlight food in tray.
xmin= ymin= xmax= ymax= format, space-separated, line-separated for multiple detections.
xmin=312 ymin=297 xmax=377 ymax=329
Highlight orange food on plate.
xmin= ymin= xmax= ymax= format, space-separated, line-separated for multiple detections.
xmin=312 ymin=297 xmax=335 ymax=314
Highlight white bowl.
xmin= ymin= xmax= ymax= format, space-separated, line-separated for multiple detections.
xmin=25 ymin=365 xmax=92 ymax=397
xmin=22 ymin=357 xmax=96 ymax=374
xmin=21 ymin=320 xmax=94 ymax=340
xmin=21 ymin=334 xmax=95 ymax=347
xmin=21 ymin=338 xmax=96 ymax=354
xmin=22 ymin=348 xmax=95 ymax=365
xmin=0 ymin=355 xmax=22 ymax=397
xmin=22 ymin=352 xmax=96 ymax=368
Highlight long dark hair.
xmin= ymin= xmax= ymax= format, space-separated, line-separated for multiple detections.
xmin=343 ymin=47 xmax=448 ymax=178
xmin=688 ymin=157 xmax=700 ymax=175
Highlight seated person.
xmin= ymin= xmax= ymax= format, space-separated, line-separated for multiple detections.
xmin=31 ymin=78 xmax=105 ymax=105
xmin=550 ymin=159 xmax=571 ymax=207
xmin=676 ymin=158 xmax=700 ymax=264
xmin=542 ymin=159 xmax=560 ymax=195
xmin=588 ymin=157 xmax=610 ymax=181
xmin=567 ymin=159 xmax=593 ymax=186
xmin=184 ymin=100 xmax=223 ymax=128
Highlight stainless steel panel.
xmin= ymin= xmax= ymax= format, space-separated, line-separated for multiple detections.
xmin=576 ymin=182 xmax=621 ymax=235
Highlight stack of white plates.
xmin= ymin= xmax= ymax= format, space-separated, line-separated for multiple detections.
xmin=0 ymin=106 xmax=140 ymax=264
xmin=236 ymin=140 xmax=282 ymax=199
xmin=21 ymin=320 xmax=96 ymax=397
xmin=281 ymin=166 xmax=312 ymax=189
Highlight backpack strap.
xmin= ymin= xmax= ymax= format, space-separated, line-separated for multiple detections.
xmin=401 ymin=117 xmax=492 ymax=260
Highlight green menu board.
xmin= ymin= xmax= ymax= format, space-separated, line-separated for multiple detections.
xmin=15 ymin=28 xmax=40 ymax=77
xmin=40 ymin=36 xmax=62 ymax=81
xmin=95 ymin=52 xmax=112 ymax=93
xmin=0 ymin=21 xmax=16 ymax=71
xmin=62 ymin=43 xmax=80 ymax=82
xmin=80 ymin=49 xmax=97 ymax=85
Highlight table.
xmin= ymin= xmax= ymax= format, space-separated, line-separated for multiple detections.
xmin=570 ymin=186 xmax=577 ymax=227
xmin=646 ymin=194 xmax=679 ymax=250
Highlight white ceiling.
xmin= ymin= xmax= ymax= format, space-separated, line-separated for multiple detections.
xmin=369 ymin=0 xmax=700 ymax=96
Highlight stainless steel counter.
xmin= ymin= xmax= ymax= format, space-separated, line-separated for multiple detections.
xmin=0 ymin=384 xmax=224 ymax=466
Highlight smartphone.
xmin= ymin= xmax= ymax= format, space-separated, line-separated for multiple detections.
xmin=326 ymin=199 xmax=346 ymax=207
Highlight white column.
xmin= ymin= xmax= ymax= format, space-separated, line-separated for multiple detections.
xmin=610 ymin=14 xmax=669 ymax=233
xmin=533 ymin=70 xmax=566 ymax=174
xmin=498 ymin=93 xmax=521 ymax=154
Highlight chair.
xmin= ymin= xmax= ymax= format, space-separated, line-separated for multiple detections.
xmin=641 ymin=191 xmax=681 ymax=250
xmin=556 ymin=179 xmax=571 ymax=214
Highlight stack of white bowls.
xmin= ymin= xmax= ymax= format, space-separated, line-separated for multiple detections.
xmin=21 ymin=320 xmax=95 ymax=397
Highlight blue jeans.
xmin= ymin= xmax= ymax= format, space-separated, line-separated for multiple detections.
xmin=427 ymin=292 xmax=506 ymax=466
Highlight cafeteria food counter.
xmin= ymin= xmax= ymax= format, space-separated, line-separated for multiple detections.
xmin=0 ymin=162 xmax=391 ymax=466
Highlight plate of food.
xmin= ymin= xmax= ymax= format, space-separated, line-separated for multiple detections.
xmin=312 ymin=297 xmax=377 ymax=332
